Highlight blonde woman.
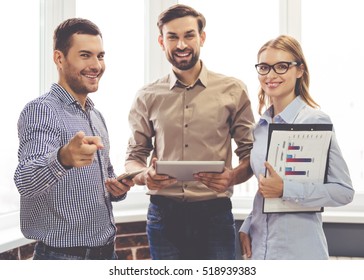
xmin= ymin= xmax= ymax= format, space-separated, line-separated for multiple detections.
xmin=239 ymin=35 xmax=354 ymax=259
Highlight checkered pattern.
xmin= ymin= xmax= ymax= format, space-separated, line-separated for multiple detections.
xmin=14 ymin=83 xmax=121 ymax=247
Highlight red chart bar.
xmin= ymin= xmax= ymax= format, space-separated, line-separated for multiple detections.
xmin=285 ymin=170 xmax=306 ymax=175
xmin=288 ymin=145 xmax=300 ymax=150
xmin=286 ymin=157 xmax=312 ymax=162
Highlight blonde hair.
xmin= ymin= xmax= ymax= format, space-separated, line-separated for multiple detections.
xmin=257 ymin=35 xmax=319 ymax=115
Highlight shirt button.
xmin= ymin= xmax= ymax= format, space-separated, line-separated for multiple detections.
xmin=58 ymin=171 xmax=63 ymax=176
xmin=186 ymin=105 xmax=189 ymax=109
xmin=184 ymin=124 xmax=188 ymax=128
xmin=185 ymin=144 xmax=188 ymax=148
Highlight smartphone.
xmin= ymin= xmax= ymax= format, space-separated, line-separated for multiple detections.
xmin=116 ymin=170 xmax=143 ymax=182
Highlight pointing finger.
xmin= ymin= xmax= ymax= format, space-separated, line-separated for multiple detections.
xmin=70 ymin=131 xmax=86 ymax=146
xmin=83 ymin=136 xmax=104 ymax=149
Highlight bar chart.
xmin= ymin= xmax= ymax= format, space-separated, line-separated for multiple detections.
xmin=268 ymin=132 xmax=332 ymax=182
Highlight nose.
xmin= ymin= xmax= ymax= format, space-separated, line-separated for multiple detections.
xmin=177 ymin=39 xmax=187 ymax=50
xmin=90 ymin=56 xmax=103 ymax=71
xmin=266 ymin=67 xmax=278 ymax=78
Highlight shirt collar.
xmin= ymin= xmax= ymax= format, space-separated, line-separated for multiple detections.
xmin=51 ymin=83 xmax=95 ymax=110
xmin=259 ymin=95 xmax=306 ymax=125
xmin=169 ymin=61 xmax=208 ymax=90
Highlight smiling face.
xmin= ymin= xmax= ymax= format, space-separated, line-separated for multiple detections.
xmin=54 ymin=33 xmax=105 ymax=104
xmin=158 ymin=16 xmax=205 ymax=72
xmin=258 ymin=47 xmax=303 ymax=112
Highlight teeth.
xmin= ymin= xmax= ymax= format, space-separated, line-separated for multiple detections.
xmin=267 ymin=82 xmax=279 ymax=87
xmin=175 ymin=53 xmax=190 ymax=57
xmin=85 ymin=74 xmax=98 ymax=79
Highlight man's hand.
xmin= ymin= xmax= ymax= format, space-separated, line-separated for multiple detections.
xmin=194 ymin=157 xmax=253 ymax=192
xmin=194 ymin=167 xmax=234 ymax=193
xmin=105 ymin=177 xmax=134 ymax=197
xmin=58 ymin=131 xmax=104 ymax=168
xmin=140 ymin=157 xmax=177 ymax=190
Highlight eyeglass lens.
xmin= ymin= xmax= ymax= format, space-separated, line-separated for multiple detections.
xmin=256 ymin=62 xmax=293 ymax=75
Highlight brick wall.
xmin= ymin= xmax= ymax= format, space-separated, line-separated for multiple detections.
xmin=0 ymin=221 xmax=150 ymax=260
xmin=115 ymin=221 xmax=150 ymax=260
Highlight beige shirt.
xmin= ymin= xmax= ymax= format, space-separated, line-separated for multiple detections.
xmin=126 ymin=63 xmax=254 ymax=201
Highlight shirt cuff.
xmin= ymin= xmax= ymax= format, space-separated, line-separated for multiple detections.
xmin=47 ymin=149 xmax=68 ymax=179
xmin=56 ymin=147 xmax=73 ymax=170
xmin=282 ymin=179 xmax=305 ymax=203
xmin=239 ymin=219 xmax=251 ymax=233
xmin=111 ymin=193 xmax=127 ymax=202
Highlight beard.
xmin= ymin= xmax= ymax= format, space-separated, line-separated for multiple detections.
xmin=65 ymin=75 xmax=90 ymax=95
xmin=63 ymin=68 xmax=102 ymax=95
xmin=167 ymin=49 xmax=200 ymax=71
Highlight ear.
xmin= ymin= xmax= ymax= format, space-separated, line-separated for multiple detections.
xmin=200 ymin=31 xmax=206 ymax=47
xmin=53 ymin=50 xmax=63 ymax=69
xmin=158 ymin=34 xmax=165 ymax=51
xmin=296 ymin=63 xmax=305 ymax=79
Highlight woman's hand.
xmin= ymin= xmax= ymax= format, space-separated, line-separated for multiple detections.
xmin=258 ymin=161 xmax=284 ymax=198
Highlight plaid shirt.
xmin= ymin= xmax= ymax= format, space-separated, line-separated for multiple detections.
xmin=14 ymin=83 xmax=123 ymax=247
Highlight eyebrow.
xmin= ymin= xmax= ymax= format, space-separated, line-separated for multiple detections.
xmin=185 ymin=30 xmax=196 ymax=35
xmin=79 ymin=50 xmax=105 ymax=56
xmin=166 ymin=29 xmax=197 ymax=36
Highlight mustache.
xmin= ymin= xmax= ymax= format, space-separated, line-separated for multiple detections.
xmin=174 ymin=48 xmax=192 ymax=53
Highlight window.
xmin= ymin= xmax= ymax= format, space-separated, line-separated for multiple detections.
xmin=0 ymin=0 xmax=40 ymax=214
xmin=76 ymin=0 xmax=145 ymax=178
xmin=301 ymin=0 xmax=364 ymax=194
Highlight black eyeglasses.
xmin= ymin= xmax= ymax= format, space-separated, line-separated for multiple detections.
xmin=255 ymin=61 xmax=301 ymax=75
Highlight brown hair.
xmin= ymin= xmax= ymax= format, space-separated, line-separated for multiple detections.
xmin=157 ymin=4 xmax=206 ymax=35
xmin=53 ymin=18 xmax=102 ymax=56
xmin=257 ymin=35 xmax=319 ymax=115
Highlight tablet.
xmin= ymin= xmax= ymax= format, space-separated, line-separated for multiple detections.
xmin=155 ymin=161 xmax=225 ymax=181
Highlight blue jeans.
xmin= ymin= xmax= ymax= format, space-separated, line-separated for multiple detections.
xmin=147 ymin=196 xmax=236 ymax=260
xmin=32 ymin=242 xmax=117 ymax=260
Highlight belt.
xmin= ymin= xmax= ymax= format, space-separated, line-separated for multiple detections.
xmin=150 ymin=195 xmax=232 ymax=213
xmin=39 ymin=242 xmax=115 ymax=259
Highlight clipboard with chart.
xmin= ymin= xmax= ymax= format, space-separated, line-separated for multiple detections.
xmin=263 ymin=123 xmax=333 ymax=213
